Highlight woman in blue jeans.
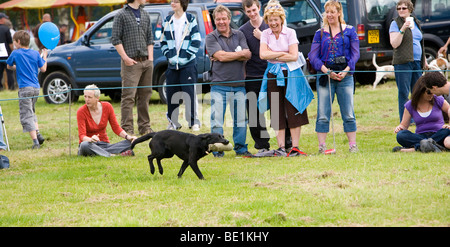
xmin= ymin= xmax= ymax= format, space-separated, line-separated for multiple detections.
xmin=308 ymin=0 xmax=360 ymax=153
xmin=389 ymin=0 xmax=428 ymax=122
xmin=394 ymin=77 xmax=450 ymax=152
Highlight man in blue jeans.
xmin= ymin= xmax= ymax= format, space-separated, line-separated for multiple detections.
xmin=205 ymin=5 xmax=252 ymax=157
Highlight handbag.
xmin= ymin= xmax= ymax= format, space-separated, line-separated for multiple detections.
xmin=306 ymin=28 xmax=323 ymax=74
xmin=306 ymin=58 xmax=316 ymax=74
xmin=0 ymin=154 xmax=9 ymax=169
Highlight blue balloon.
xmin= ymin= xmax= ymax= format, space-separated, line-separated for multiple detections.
xmin=38 ymin=22 xmax=60 ymax=50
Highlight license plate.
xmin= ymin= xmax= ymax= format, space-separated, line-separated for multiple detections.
xmin=368 ymin=30 xmax=379 ymax=44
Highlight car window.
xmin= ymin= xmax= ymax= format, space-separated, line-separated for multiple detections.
xmin=364 ymin=0 xmax=398 ymax=21
xmin=414 ymin=0 xmax=423 ymax=19
xmin=90 ymin=17 xmax=114 ymax=45
xmin=149 ymin=12 xmax=163 ymax=41
xmin=89 ymin=13 xmax=162 ymax=45
xmin=284 ymin=0 xmax=319 ymax=26
xmin=429 ymin=0 xmax=450 ymax=20
xmin=210 ymin=8 xmax=247 ymax=29
xmin=230 ymin=9 xmax=247 ymax=28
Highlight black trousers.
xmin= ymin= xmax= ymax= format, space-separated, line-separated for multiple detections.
xmin=0 ymin=62 xmax=15 ymax=90
xmin=246 ymin=77 xmax=292 ymax=150
xmin=245 ymin=77 xmax=270 ymax=150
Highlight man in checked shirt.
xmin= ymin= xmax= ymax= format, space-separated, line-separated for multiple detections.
xmin=112 ymin=0 xmax=154 ymax=136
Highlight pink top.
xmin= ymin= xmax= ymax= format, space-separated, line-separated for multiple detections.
xmin=260 ymin=26 xmax=299 ymax=64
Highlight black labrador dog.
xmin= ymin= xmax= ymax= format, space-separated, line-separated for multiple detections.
xmin=131 ymin=130 xmax=229 ymax=179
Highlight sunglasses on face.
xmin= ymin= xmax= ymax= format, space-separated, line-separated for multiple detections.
xmin=426 ymin=89 xmax=432 ymax=95
xmin=397 ymin=7 xmax=408 ymax=11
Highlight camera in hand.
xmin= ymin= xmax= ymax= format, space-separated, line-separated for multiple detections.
xmin=333 ymin=56 xmax=347 ymax=64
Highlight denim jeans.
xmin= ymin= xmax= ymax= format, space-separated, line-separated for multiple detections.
xmin=394 ymin=61 xmax=422 ymax=122
xmin=315 ymin=75 xmax=356 ymax=133
xmin=396 ymin=129 xmax=450 ymax=150
xmin=210 ymin=85 xmax=248 ymax=154
xmin=78 ymin=140 xmax=132 ymax=157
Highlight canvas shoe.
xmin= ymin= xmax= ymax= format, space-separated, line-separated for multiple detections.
xmin=120 ymin=150 xmax=135 ymax=156
xmin=213 ymin=151 xmax=224 ymax=158
xmin=287 ymin=147 xmax=307 ymax=157
xmin=318 ymin=144 xmax=327 ymax=154
xmin=191 ymin=124 xmax=200 ymax=132
xmin=167 ymin=122 xmax=181 ymax=130
xmin=36 ymin=132 xmax=45 ymax=145
xmin=236 ymin=151 xmax=254 ymax=157
xmin=349 ymin=144 xmax=359 ymax=153
xmin=419 ymin=138 xmax=443 ymax=153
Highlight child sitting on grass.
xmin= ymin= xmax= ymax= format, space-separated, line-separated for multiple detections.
xmin=6 ymin=30 xmax=47 ymax=149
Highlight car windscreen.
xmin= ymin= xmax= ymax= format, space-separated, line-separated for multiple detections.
xmin=365 ymin=0 xmax=399 ymax=21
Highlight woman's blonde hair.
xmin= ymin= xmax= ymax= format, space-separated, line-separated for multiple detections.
xmin=263 ymin=0 xmax=286 ymax=25
xmin=322 ymin=0 xmax=346 ymax=26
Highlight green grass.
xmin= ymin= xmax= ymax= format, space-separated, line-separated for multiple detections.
xmin=0 ymin=81 xmax=448 ymax=226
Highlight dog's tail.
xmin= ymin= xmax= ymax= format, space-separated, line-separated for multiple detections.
xmin=130 ymin=132 xmax=156 ymax=150
xmin=372 ymin=53 xmax=380 ymax=69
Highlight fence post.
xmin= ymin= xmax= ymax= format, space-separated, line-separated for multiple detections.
xmin=69 ymin=86 xmax=72 ymax=157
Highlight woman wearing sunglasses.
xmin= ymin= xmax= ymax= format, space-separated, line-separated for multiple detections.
xmin=393 ymin=77 xmax=450 ymax=152
xmin=389 ymin=0 xmax=428 ymax=123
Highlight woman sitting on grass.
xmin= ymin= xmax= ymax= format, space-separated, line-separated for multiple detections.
xmin=393 ymin=77 xmax=450 ymax=152
xmin=77 ymin=85 xmax=137 ymax=157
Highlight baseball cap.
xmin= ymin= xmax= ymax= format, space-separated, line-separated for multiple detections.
xmin=0 ymin=13 xmax=9 ymax=19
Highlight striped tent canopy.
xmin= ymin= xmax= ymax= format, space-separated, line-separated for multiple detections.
xmin=0 ymin=0 xmax=126 ymax=10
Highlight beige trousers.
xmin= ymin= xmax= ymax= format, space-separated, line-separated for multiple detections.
xmin=120 ymin=59 xmax=153 ymax=135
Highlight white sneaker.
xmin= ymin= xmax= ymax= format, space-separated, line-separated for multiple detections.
xmin=191 ymin=124 xmax=200 ymax=131
xmin=167 ymin=123 xmax=175 ymax=130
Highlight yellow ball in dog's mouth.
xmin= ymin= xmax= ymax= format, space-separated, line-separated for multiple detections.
xmin=208 ymin=143 xmax=233 ymax=152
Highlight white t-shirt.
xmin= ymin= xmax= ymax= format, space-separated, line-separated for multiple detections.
xmin=173 ymin=13 xmax=187 ymax=51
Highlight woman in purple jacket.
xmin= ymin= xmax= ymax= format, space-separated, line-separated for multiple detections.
xmin=308 ymin=0 xmax=360 ymax=154
xmin=394 ymin=77 xmax=450 ymax=152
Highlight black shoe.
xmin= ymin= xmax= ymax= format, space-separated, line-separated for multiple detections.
xmin=213 ymin=151 xmax=224 ymax=158
xmin=31 ymin=143 xmax=40 ymax=149
xmin=37 ymin=133 xmax=45 ymax=145
xmin=392 ymin=146 xmax=404 ymax=152
xmin=236 ymin=151 xmax=254 ymax=157
xmin=420 ymin=138 xmax=442 ymax=153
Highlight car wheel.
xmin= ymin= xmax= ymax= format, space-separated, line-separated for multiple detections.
xmin=424 ymin=46 xmax=438 ymax=64
xmin=158 ymin=71 xmax=167 ymax=104
xmin=42 ymin=71 xmax=78 ymax=104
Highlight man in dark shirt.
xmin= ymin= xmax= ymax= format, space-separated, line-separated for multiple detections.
xmin=239 ymin=0 xmax=291 ymax=154
xmin=206 ymin=5 xmax=252 ymax=157
xmin=239 ymin=0 xmax=271 ymax=153
xmin=111 ymin=0 xmax=154 ymax=136
xmin=0 ymin=13 xmax=14 ymax=90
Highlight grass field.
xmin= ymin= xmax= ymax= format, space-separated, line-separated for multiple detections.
xmin=0 ymin=80 xmax=448 ymax=227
